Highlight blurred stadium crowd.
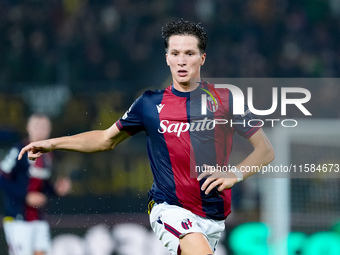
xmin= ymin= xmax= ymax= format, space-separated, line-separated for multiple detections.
xmin=0 ymin=0 xmax=339 ymax=195
xmin=0 ymin=0 xmax=339 ymax=201
xmin=1 ymin=0 xmax=340 ymax=90
xmin=0 ymin=1 xmax=340 ymax=253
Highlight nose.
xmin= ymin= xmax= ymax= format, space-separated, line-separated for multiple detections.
xmin=178 ymin=54 xmax=186 ymax=66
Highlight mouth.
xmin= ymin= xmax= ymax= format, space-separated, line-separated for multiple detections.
xmin=177 ymin=69 xmax=188 ymax=77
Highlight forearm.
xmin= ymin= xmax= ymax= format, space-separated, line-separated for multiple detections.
xmin=18 ymin=123 xmax=129 ymax=161
xmin=50 ymin=130 xmax=113 ymax=153
xmin=236 ymin=145 xmax=274 ymax=179
xmin=236 ymin=130 xmax=275 ymax=180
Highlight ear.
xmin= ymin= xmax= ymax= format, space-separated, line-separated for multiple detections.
xmin=200 ymin=53 xmax=206 ymax=66
xmin=166 ymin=53 xmax=170 ymax=66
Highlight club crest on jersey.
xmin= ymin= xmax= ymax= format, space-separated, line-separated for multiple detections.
xmin=198 ymin=86 xmax=222 ymax=114
xmin=181 ymin=218 xmax=193 ymax=230
xmin=206 ymin=96 xmax=218 ymax=112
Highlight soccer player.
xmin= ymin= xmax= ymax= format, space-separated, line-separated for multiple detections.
xmin=18 ymin=20 xmax=274 ymax=255
xmin=0 ymin=113 xmax=71 ymax=255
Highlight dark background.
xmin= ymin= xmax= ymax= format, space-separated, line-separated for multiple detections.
xmin=0 ymin=0 xmax=340 ymax=254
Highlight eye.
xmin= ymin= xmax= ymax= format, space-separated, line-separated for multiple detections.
xmin=187 ymin=52 xmax=194 ymax=56
xmin=171 ymin=52 xmax=178 ymax=56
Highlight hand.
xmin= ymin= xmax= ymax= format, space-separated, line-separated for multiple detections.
xmin=197 ymin=164 xmax=238 ymax=195
xmin=18 ymin=140 xmax=53 ymax=161
xmin=54 ymin=177 xmax=72 ymax=197
xmin=26 ymin=192 xmax=47 ymax=208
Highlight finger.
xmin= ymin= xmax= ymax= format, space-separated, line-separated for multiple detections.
xmin=197 ymin=171 xmax=212 ymax=181
xmin=205 ymin=179 xmax=223 ymax=195
xmin=201 ymin=177 xmax=217 ymax=191
xmin=18 ymin=145 xmax=32 ymax=160
xmin=197 ymin=164 xmax=215 ymax=181
xmin=217 ymin=182 xmax=230 ymax=192
xmin=27 ymin=151 xmax=43 ymax=161
xmin=217 ymin=176 xmax=238 ymax=192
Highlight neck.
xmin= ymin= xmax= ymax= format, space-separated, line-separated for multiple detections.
xmin=173 ymin=79 xmax=200 ymax=92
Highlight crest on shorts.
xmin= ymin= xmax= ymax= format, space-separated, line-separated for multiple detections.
xmin=181 ymin=218 xmax=193 ymax=230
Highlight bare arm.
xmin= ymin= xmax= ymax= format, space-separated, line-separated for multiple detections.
xmin=235 ymin=128 xmax=275 ymax=179
xmin=198 ymin=128 xmax=275 ymax=194
xmin=18 ymin=123 xmax=129 ymax=161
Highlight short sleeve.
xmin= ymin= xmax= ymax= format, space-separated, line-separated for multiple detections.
xmin=116 ymin=94 xmax=145 ymax=135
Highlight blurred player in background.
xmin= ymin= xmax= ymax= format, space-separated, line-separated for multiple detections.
xmin=18 ymin=20 xmax=274 ymax=255
xmin=0 ymin=113 xmax=71 ymax=255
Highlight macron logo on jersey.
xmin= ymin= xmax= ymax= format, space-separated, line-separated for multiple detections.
xmin=156 ymin=104 xmax=165 ymax=113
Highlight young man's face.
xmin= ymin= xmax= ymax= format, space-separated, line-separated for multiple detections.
xmin=166 ymin=35 xmax=206 ymax=90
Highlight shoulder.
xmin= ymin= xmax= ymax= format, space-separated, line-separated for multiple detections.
xmin=125 ymin=88 xmax=167 ymax=113
xmin=138 ymin=88 xmax=168 ymax=104
xmin=143 ymin=88 xmax=167 ymax=97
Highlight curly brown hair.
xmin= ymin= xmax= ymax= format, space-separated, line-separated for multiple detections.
xmin=161 ymin=19 xmax=208 ymax=54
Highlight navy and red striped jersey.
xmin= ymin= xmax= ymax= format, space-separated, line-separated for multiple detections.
xmin=116 ymin=82 xmax=261 ymax=220
xmin=0 ymin=141 xmax=55 ymax=221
